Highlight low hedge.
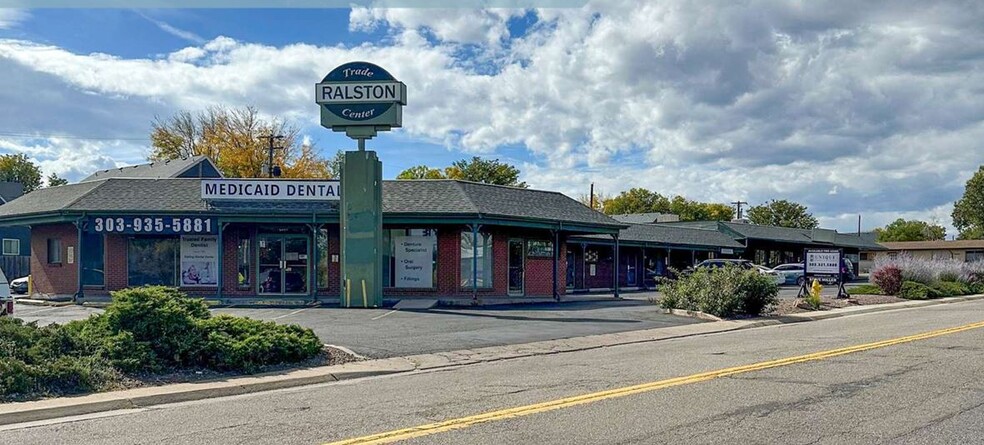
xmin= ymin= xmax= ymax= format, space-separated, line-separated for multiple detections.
xmin=660 ymin=265 xmax=779 ymax=318
xmin=896 ymin=280 xmax=982 ymax=300
xmin=1 ymin=286 xmax=322 ymax=401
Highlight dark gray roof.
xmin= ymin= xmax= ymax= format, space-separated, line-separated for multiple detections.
xmin=720 ymin=222 xmax=815 ymax=244
xmin=611 ymin=212 xmax=680 ymax=224
xmin=573 ymin=223 xmax=744 ymax=250
xmin=0 ymin=182 xmax=24 ymax=204
xmin=81 ymin=156 xmax=221 ymax=182
xmin=0 ymin=178 xmax=622 ymax=230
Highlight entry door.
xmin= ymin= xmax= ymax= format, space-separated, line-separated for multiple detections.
xmin=257 ymin=235 xmax=309 ymax=295
xmin=566 ymin=250 xmax=576 ymax=289
xmin=508 ymin=239 xmax=525 ymax=296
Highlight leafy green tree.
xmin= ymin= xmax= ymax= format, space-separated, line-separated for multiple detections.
xmin=874 ymin=218 xmax=946 ymax=242
xmin=395 ymin=157 xmax=527 ymax=187
xmin=47 ymin=172 xmax=69 ymax=187
xmin=397 ymin=165 xmax=447 ymax=180
xmin=953 ymin=166 xmax=984 ymax=239
xmin=747 ymin=199 xmax=819 ymax=229
xmin=0 ymin=153 xmax=42 ymax=192
xmin=668 ymin=196 xmax=735 ymax=221
xmin=603 ymin=188 xmax=671 ymax=215
xmin=447 ymin=157 xmax=527 ymax=187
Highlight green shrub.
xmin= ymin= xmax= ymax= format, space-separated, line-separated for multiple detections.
xmin=660 ymin=265 xmax=779 ymax=318
xmin=930 ymin=281 xmax=971 ymax=298
xmin=198 ymin=315 xmax=322 ymax=372
xmin=850 ymin=284 xmax=883 ymax=295
xmin=1 ymin=287 xmax=323 ymax=401
xmin=899 ymin=281 xmax=933 ymax=300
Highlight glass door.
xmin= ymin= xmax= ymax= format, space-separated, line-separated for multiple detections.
xmin=257 ymin=235 xmax=310 ymax=295
xmin=283 ymin=236 xmax=309 ymax=294
xmin=258 ymin=236 xmax=283 ymax=294
xmin=508 ymin=239 xmax=525 ymax=296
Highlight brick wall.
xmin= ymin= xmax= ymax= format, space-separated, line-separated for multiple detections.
xmin=30 ymin=223 xmax=77 ymax=296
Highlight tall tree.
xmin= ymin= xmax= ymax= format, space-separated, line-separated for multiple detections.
xmin=953 ymin=166 xmax=984 ymax=239
xmin=747 ymin=199 xmax=819 ymax=229
xmin=602 ymin=188 xmax=671 ymax=215
xmin=0 ymin=153 xmax=42 ymax=192
xmin=46 ymin=172 xmax=69 ymax=187
xmin=397 ymin=165 xmax=447 ymax=180
xmin=395 ymin=157 xmax=527 ymax=187
xmin=668 ymin=196 xmax=735 ymax=221
xmin=874 ymin=218 xmax=946 ymax=242
xmin=150 ymin=105 xmax=330 ymax=178
xmin=447 ymin=157 xmax=527 ymax=187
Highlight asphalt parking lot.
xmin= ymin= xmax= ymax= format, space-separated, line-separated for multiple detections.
xmin=8 ymin=299 xmax=701 ymax=359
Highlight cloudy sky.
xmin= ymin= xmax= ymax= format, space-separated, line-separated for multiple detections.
xmin=0 ymin=2 xmax=982 ymax=235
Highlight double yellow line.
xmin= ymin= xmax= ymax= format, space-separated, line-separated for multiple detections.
xmin=327 ymin=320 xmax=984 ymax=445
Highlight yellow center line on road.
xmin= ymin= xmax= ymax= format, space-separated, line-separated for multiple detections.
xmin=325 ymin=319 xmax=984 ymax=445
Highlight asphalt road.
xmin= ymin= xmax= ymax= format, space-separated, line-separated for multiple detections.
xmin=6 ymin=299 xmax=984 ymax=444
xmin=9 ymin=300 xmax=699 ymax=358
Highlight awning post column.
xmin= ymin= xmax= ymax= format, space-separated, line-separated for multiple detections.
xmin=470 ymin=223 xmax=481 ymax=302
xmin=74 ymin=218 xmax=85 ymax=304
xmin=309 ymin=222 xmax=319 ymax=304
xmin=552 ymin=229 xmax=559 ymax=301
xmin=612 ymin=234 xmax=620 ymax=299
xmin=217 ymin=221 xmax=226 ymax=302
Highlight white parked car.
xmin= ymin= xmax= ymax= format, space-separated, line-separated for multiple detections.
xmin=753 ymin=264 xmax=786 ymax=285
xmin=0 ymin=268 xmax=12 ymax=316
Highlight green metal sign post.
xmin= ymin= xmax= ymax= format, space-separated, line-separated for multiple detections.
xmin=316 ymin=61 xmax=406 ymax=308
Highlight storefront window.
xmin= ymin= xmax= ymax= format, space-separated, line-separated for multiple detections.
xmin=384 ymin=229 xmax=438 ymax=288
xmin=81 ymin=232 xmax=104 ymax=286
xmin=237 ymin=237 xmax=251 ymax=288
xmin=460 ymin=231 xmax=493 ymax=288
xmin=127 ymin=237 xmax=179 ymax=286
xmin=47 ymin=238 xmax=62 ymax=264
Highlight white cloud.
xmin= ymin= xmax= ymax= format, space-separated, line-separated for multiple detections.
xmin=0 ymin=9 xmax=27 ymax=29
xmin=0 ymin=0 xmax=982 ymax=233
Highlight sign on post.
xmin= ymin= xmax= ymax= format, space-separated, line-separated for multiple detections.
xmin=315 ymin=61 xmax=407 ymax=139
xmin=800 ymin=248 xmax=849 ymax=298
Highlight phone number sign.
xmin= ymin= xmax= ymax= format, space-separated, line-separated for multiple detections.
xmin=88 ymin=216 xmax=217 ymax=235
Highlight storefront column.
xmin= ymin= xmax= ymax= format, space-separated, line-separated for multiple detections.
xmin=217 ymin=222 xmax=226 ymax=300
xmin=552 ymin=229 xmax=559 ymax=301
xmin=612 ymin=234 xmax=620 ymax=299
xmin=641 ymin=247 xmax=647 ymax=290
xmin=308 ymin=223 xmax=320 ymax=303
xmin=74 ymin=217 xmax=85 ymax=303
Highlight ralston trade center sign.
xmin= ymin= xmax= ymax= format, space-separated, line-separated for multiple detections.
xmin=315 ymin=61 xmax=407 ymax=133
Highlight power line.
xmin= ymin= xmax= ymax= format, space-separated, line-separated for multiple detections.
xmin=0 ymin=131 xmax=149 ymax=141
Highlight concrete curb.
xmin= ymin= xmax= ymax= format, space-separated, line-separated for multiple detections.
xmin=3 ymin=294 xmax=983 ymax=427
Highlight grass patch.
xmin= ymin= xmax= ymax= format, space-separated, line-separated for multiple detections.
xmin=850 ymin=284 xmax=883 ymax=295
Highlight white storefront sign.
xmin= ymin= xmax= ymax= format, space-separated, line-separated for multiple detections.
xmin=805 ymin=250 xmax=840 ymax=275
xmin=201 ymin=179 xmax=340 ymax=201
xmin=394 ymin=235 xmax=433 ymax=288
xmin=180 ymin=235 xmax=218 ymax=287
xmin=316 ymin=82 xmax=405 ymax=104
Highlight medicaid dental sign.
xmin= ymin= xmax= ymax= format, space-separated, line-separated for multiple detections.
xmin=201 ymin=179 xmax=340 ymax=201
xmin=316 ymin=61 xmax=406 ymax=132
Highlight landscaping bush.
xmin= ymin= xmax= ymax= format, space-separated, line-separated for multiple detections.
xmin=1 ymin=287 xmax=323 ymax=401
xmin=660 ymin=265 xmax=779 ymax=318
xmin=930 ymin=281 xmax=971 ymax=298
xmin=198 ymin=315 xmax=321 ymax=372
xmin=849 ymin=284 xmax=883 ymax=295
xmin=871 ymin=264 xmax=903 ymax=295
xmin=899 ymin=281 xmax=933 ymax=300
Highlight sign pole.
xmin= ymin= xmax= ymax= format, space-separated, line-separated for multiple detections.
xmin=317 ymin=61 xmax=406 ymax=308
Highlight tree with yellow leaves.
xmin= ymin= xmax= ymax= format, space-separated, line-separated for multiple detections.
xmin=150 ymin=106 xmax=337 ymax=178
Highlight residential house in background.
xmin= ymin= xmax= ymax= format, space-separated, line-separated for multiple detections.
xmin=0 ymin=181 xmax=31 ymax=278
xmin=870 ymin=240 xmax=984 ymax=265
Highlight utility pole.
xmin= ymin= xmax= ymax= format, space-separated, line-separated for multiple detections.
xmin=259 ymin=133 xmax=285 ymax=178
xmin=589 ymin=183 xmax=595 ymax=210
xmin=731 ymin=200 xmax=748 ymax=220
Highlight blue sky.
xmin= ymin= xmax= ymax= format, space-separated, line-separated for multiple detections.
xmin=1 ymin=3 xmax=983 ymax=235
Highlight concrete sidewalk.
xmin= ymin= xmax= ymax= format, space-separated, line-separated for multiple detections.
xmin=3 ymin=293 xmax=983 ymax=427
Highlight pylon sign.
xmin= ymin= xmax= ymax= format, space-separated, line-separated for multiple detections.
xmin=316 ymin=61 xmax=407 ymax=138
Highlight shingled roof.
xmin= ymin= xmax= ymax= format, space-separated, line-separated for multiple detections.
xmin=81 ymin=156 xmax=222 ymax=182
xmin=572 ymin=223 xmax=744 ymax=250
xmin=0 ymin=178 xmax=622 ymax=232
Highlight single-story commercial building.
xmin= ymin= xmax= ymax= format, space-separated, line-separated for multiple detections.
xmin=0 ymin=156 xmax=886 ymax=303
xmin=869 ymin=240 xmax=984 ymax=263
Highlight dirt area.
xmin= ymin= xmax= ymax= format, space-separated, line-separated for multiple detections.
xmin=769 ymin=294 xmax=906 ymax=316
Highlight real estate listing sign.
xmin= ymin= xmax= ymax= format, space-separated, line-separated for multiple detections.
xmin=802 ymin=248 xmax=849 ymax=298
xmin=180 ymin=235 xmax=218 ymax=287
xmin=394 ymin=235 xmax=433 ymax=288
